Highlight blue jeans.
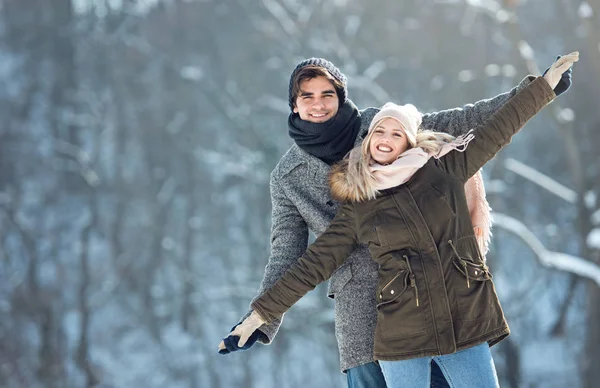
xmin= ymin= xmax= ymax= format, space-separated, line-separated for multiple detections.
xmin=430 ymin=360 xmax=451 ymax=388
xmin=347 ymin=361 xmax=386 ymax=388
xmin=347 ymin=360 xmax=450 ymax=388
xmin=379 ymin=342 xmax=499 ymax=388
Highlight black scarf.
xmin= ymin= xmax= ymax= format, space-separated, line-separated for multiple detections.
xmin=288 ymin=100 xmax=361 ymax=165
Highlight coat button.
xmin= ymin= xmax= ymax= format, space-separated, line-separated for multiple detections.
xmin=390 ymin=290 xmax=395 ymax=295
xmin=474 ymin=270 xmax=479 ymax=275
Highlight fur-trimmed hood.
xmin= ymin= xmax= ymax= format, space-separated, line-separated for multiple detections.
xmin=329 ymin=159 xmax=367 ymax=203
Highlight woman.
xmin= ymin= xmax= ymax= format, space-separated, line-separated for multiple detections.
xmin=219 ymin=52 xmax=578 ymax=387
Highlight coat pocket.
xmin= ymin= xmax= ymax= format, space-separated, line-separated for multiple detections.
xmin=377 ymin=270 xmax=409 ymax=307
xmin=449 ymin=236 xmax=496 ymax=322
xmin=452 ymin=257 xmax=491 ymax=285
xmin=326 ymin=262 xmax=352 ymax=299
xmin=372 ymin=211 xmax=390 ymax=248
xmin=375 ymin=262 xmax=427 ymax=340
xmin=426 ymin=182 xmax=456 ymax=218
xmin=371 ymin=208 xmax=411 ymax=249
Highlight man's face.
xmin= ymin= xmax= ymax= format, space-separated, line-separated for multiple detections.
xmin=293 ymin=76 xmax=340 ymax=123
xmin=369 ymin=118 xmax=410 ymax=165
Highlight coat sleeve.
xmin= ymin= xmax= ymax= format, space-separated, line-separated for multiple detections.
xmin=438 ymin=76 xmax=556 ymax=182
xmin=239 ymin=169 xmax=310 ymax=343
xmin=421 ymin=76 xmax=535 ymax=136
xmin=251 ymin=202 xmax=359 ymax=323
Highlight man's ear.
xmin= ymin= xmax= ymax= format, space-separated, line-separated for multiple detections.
xmin=293 ymin=106 xmax=298 ymax=113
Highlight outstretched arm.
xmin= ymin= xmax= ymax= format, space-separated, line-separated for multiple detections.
xmin=244 ymin=172 xmax=311 ymax=340
xmin=252 ymin=202 xmax=359 ymax=323
xmin=420 ymin=77 xmax=534 ymax=137
xmin=421 ymin=54 xmax=574 ymax=137
xmin=218 ymin=170 xmax=310 ymax=355
xmin=220 ymin=202 xmax=359 ymax=350
xmin=439 ymin=52 xmax=578 ymax=181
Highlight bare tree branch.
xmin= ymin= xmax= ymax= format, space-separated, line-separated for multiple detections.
xmin=493 ymin=213 xmax=600 ymax=286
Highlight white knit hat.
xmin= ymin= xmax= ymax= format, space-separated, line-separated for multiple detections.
xmin=368 ymin=103 xmax=422 ymax=146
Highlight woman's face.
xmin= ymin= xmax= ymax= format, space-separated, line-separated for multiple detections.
xmin=369 ymin=118 xmax=410 ymax=165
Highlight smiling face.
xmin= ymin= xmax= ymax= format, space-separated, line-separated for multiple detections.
xmin=368 ymin=118 xmax=411 ymax=165
xmin=292 ymin=76 xmax=340 ymax=123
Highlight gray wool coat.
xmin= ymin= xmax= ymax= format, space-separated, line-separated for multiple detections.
xmin=245 ymin=77 xmax=532 ymax=373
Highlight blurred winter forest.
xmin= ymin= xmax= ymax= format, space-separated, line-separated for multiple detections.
xmin=1 ymin=0 xmax=600 ymax=387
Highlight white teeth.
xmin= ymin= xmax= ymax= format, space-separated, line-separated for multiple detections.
xmin=377 ymin=145 xmax=392 ymax=152
xmin=311 ymin=113 xmax=327 ymax=117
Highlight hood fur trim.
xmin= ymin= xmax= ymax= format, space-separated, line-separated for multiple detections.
xmin=329 ymin=160 xmax=368 ymax=203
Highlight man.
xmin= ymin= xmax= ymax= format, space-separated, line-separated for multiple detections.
xmin=219 ymin=57 xmax=572 ymax=387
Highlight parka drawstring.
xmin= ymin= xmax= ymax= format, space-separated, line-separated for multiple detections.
xmin=403 ymin=255 xmax=419 ymax=306
xmin=449 ymin=239 xmax=491 ymax=289
xmin=448 ymin=239 xmax=470 ymax=288
xmin=462 ymin=261 xmax=470 ymax=289
xmin=448 ymin=239 xmax=460 ymax=258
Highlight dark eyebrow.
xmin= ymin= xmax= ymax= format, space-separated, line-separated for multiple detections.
xmin=299 ymin=89 xmax=337 ymax=97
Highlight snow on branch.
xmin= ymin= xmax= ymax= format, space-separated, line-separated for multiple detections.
xmin=504 ymin=158 xmax=577 ymax=204
xmin=492 ymin=213 xmax=600 ymax=286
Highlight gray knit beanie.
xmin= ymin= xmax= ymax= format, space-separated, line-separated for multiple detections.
xmin=288 ymin=58 xmax=348 ymax=111
xmin=368 ymin=103 xmax=423 ymax=147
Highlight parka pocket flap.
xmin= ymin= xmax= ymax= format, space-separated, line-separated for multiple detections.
xmin=452 ymin=257 xmax=491 ymax=282
xmin=377 ymin=270 xmax=409 ymax=307
xmin=452 ymin=235 xmax=484 ymax=262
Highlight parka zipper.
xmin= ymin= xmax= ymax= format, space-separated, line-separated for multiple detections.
xmin=403 ymin=255 xmax=419 ymax=306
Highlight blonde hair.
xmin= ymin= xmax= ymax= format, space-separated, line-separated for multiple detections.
xmin=345 ymin=118 xmax=456 ymax=201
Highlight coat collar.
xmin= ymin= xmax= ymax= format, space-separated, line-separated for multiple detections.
xmin=278 ymin=143 xmax=331 ymax=181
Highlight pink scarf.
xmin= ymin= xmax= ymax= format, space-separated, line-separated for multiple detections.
xmin=369 ymin=132 xmax=491 ymax=258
